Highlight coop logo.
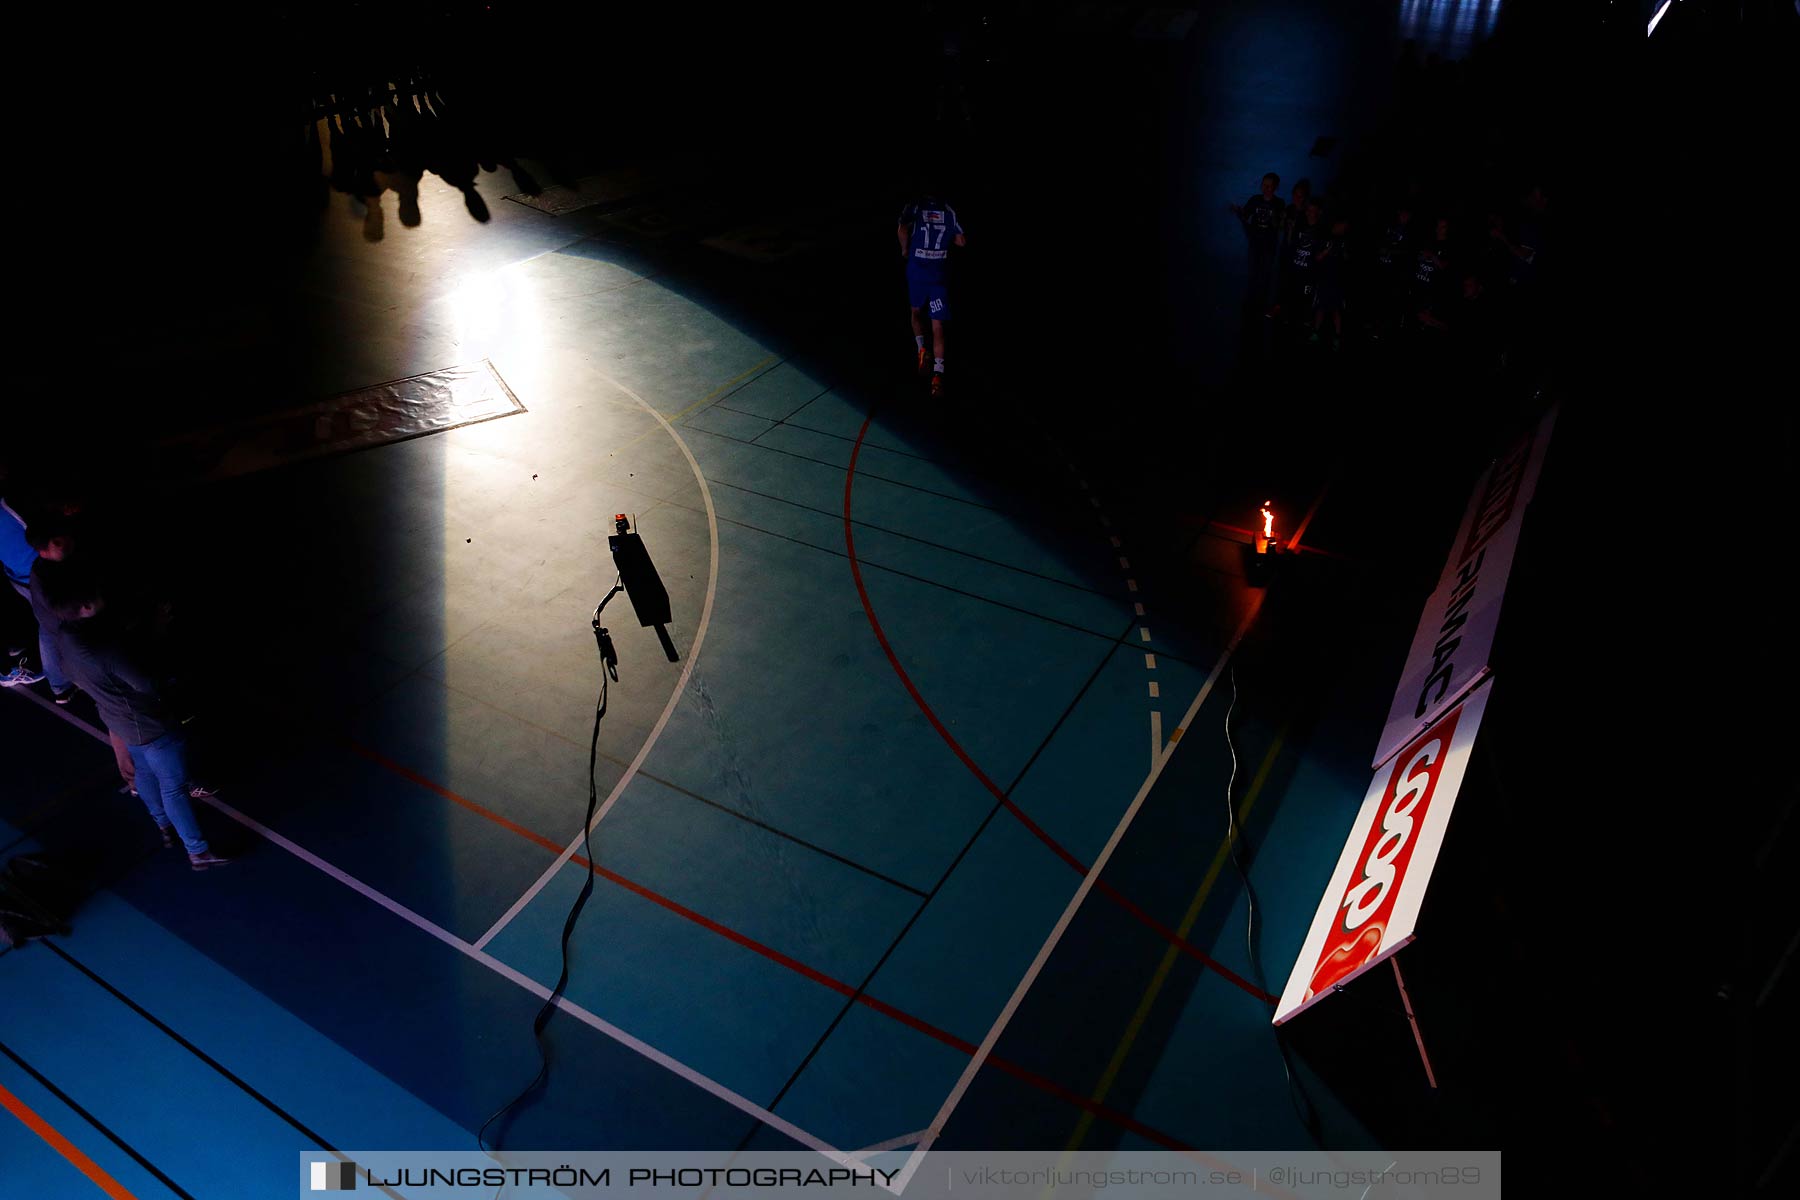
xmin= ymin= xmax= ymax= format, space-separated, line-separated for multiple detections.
xmin=1307 ymin=708 xmax=1460 ymax=999
xmin=309 ymin=1160 xmax=358 ymax=1191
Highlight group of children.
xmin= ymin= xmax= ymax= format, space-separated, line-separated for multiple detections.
xmin=1232 ymin=171 xmax=1543 ymax=361
xmin=1 ymin=475 xmax=231 ymax=872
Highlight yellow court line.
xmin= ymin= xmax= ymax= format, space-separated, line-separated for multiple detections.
xmin=1057 ymin=727 xmax=1289 ymax=1160
xmin=673 ymin=353 xmax=781 ymax=423
xmin=603 ymin=354 xmax=781 ymax=462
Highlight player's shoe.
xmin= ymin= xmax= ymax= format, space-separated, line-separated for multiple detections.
xmin=915 ymin=347 xmax=930 ymax=376
xmin=929 ymin=373 xmax=946 ymax=398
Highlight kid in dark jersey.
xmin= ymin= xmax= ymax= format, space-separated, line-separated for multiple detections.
xmin=1267 ymin=179 xmax=1311 ymax=318
xmin=1373 ymin=205 xmax=1415 ymax=336
xmin=1230 ymin=172 xmax=1285 ymax=308
xmin=1311 ymin=217 xmax=1352 ymax=348
xmin=1281 ymin=198 xmax=1326 ymax=328
xmin=1411 ymin=216 xmax=1454 ymax=331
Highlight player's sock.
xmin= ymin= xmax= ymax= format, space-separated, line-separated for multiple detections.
xmin=933 ymin=358 xmax=944 ymax=374
xmin=914 ymin=335 xmax=926 ymax=349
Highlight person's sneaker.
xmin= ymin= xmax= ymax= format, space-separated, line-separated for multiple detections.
xmin=187 ymin=781 xmax=219 ymax=799
xmin=915 ymin=346 xmax=930 ymax=376
xmin=1 ymin=663 xmax=46 ymax=687
xmin=157 ymin=825 xmax=176 ymax=850
xmin=52 ymin=685 xmax=77 ymax=705
xmin=929 ymin=373 xmax=946 ymax=398
xmin=188 ymin=850 xmax=235 ymax=872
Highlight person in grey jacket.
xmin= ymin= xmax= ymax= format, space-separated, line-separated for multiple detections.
xmin=40 ymin=564 xmax=232 ymax=871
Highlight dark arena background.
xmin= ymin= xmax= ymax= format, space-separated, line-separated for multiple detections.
xmin=2 ymin=2 xmax=1791 ymax=1197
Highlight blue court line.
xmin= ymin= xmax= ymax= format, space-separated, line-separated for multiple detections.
xmin=638 ymin=482 xmax=1181 ymax=663
xmin=0 ymin=949 xmax=306 ymax=1194
xmin=695 ymin=361 xmax=829 ymax=423
xmin=38 ymin=941 xmax=365 ymax=1161
xmin=709 ymin=505 xmax=1139 ymax=648
xmin=0 ymin=690 xmax=856 ymax=1160
xmin=754 ymin=626 xmax=1125 ymax=1119
xmin=746 ymin=388 xmax=834 ymax=443
xmin=765 ymin=389 xmax=955 ymax=458
xmin=683 ymin=404 xmax=776 ymax=443
xmin=706 ymin=476 xmax=1118 ymax=599
xmin=680 ymin=420 xmax=1126 ymax=592
xmin=383 ymin=668 xmax=929 ymax=899
xmin=684 ymin=423 xmax=1012 ymax=514
xmin=715 ymin=404 xmax=993 ymax=471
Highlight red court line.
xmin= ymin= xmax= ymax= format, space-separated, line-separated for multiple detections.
xmin=0 ymin=1081 xmax=140 ymax=1200
xmin=580 ymin=853 xmax=1228 ymax=1155
xmin=347 ymin=742 xmax=570 ymax=857
xmin=345 ymin=738 xmax=1212 ymax=1150
xmin=842 ymin=413 xmax=1277 ymax=1006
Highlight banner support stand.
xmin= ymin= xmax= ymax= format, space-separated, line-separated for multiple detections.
xmin=1391 ymin=955 xmax=1438 ymax=1090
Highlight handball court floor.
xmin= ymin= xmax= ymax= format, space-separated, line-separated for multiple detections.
xmin=0 ymin=7 xmax=1493 ymax=1195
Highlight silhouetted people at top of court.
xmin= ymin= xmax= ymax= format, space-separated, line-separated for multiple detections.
xmin=1235 ymin=24 xmax=1557 ymax=380
xmin=312 ymin=77 xmax=535 ymax=241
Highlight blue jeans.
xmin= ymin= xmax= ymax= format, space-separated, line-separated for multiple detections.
xmin=8 ymin=578 xmax=68 ymax=692
xmin=126 ymin=733 xmax=208 ymax=855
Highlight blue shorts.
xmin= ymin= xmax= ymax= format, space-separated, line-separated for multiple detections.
xmin=907 ymin=277 xmax=951 ymax=322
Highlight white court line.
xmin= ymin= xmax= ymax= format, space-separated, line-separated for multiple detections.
xmin=0 ymin=371 xmax=871 ymax=1178
xmin=1148 ymin=711 xmax=1163 ymax=770
xmin=3 ymin=685 xmax=868 ymax=1175
xmin=847 ymin=1129 xmax=932 ymax=1161
xmin=1143 ymin=654 xmax=1156 ymax=669
xmin=474 ymin=369 xmax=721 ymax=951
xmin=890 ymin=592 xmax=1266 ymax=1192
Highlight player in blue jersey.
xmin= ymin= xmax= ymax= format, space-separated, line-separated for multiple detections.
xmin=898 ymin=193 xmax=967 ymax=397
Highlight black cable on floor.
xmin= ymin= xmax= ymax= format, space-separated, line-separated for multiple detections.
xmin=1221 ymin=667 xmax=1326 ymax=1147
xmin=478 ymin=590 xmax=619 ymax=1165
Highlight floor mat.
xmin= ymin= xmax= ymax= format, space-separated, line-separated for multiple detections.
xmin=154 ymin=360 xmax=525 ymax=483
